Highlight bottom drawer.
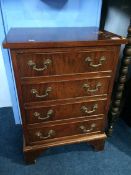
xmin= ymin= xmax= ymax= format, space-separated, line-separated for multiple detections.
xmin=28 ymin=118 xmax=104 ymax=144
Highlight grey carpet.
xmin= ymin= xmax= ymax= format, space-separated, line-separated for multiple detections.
xmin=0 ymin=107 xmax=131 ymax=175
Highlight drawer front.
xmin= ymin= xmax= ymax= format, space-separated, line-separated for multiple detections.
xmin=16 ymin=48 xmax=114 ymax=77
xmin=22 ymin=77 xmax=110 ymax=103
xmin=25 ymin=99 xmax=106 ymax=124
xmin=28 ymin=118 xmax=104 ymax=143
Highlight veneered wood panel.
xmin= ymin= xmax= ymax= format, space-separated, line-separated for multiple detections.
xmin=28 ymin=118 xmax=104 ymax=145
xmin=25 ymin=98 xmax=107 ymax=124
xmin=22 ymin=76 xmax=110 ymax=103
xmin=16 ymin=47 xmax=115 ymax=77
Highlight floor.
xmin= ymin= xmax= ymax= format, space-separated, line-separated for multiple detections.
xmin=0 ymin=107 xmax=131 ymax=175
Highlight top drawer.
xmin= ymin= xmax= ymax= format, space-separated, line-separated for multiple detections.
xmin=15 ymin=47 xmax=115 ymax=78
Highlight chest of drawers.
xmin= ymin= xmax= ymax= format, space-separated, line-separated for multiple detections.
xmin=3 ymin=27 xmax=127 ymax=164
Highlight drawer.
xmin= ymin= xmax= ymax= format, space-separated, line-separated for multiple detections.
xmin=22 ymin=77 xmax=110 ymax=103
xmin=28 ymin=118 xmax=104 ymax=144
xmin=16 ymin=48 xmax=115 ymax=77
xmin=25 ymin=99 xmax=106 ymax=124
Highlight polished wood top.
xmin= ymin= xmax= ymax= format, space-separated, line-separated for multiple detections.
xmin=3 ymin=27 xmax=127 ymax=49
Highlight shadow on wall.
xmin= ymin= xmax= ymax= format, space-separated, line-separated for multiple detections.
xmin=108 ymin=0 xmax=131 ymax=16
xmin=100 ymin=0 xmax=131 ymax=30
xmin=41 ymin=0 xmax=67 ymax=9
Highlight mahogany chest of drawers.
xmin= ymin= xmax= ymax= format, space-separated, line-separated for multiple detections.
xmin=3 ymin=27 xmax=126 ymax=164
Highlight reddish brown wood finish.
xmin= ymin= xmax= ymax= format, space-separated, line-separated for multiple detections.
xmin=21 ymin=76 xmax=110 ymax=103
xmin=28 ymin=118 xmax=104 ymax=145
xmin=3 ymin=27 xmax=127 ymax=49
xmin=15 ymin=47 xmax=115 ymax=78
xmin=3 ymin=27 xmax=127 ymax=164
xmin=23 ymin=133 xmax=106 ymax=164
xmin=89 ymin=139 xmax=105 ymax=151
xmin=25 ymin=98 xmax=106 ymax=124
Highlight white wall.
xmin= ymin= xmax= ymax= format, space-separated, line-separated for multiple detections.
xmin=0 ymin=48 xmax=12 ymax=107
xmin=104 ymin=0 xmax=130 ymax=64
xmin=105 ymin=7 xmax=130 ymax=38
xmin=2 ymin=0 xmax=102 ymax=28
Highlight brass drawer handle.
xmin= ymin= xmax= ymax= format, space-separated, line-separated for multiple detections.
xmin=33 ymin=109 xmax=54 ymax=120
xmin=81 ymin=104 xmax=98 ymax=114
xmin=35 ymin=130 xmax=56 ymax=140
xmin=31 ymin=87 xmax=52 ymax=98
xmin=28 ymin=59 xmax=52 ymax=71
xmin=79 ymin=123 xmax=96 ymax=133
xmin=85 ymin=56 xmax=106 ymax=68
xmin=83 ymin=82 xmax=101 ymax=93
